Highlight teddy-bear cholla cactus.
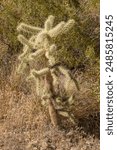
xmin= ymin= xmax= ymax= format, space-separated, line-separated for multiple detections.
xmin=16 ymin=15 xmax=78 ymax=126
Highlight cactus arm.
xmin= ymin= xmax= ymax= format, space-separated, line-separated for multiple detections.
xmin=48 ymin=21 xmax=65 ymax=38
xmin=50 ymin=69 xmax=59 ymax=87
xmin=45 ymin=44 xmax=57 ymax=59
xmin=44 ymin=44 xmax=57 ymax=66
xmin=18 ymin=45 xmax=29 ymax=60
xmin=17 ymin=61 xmax=28 ymax=74
xmin=18 ymin=34 xmax=34 ymax=49
xmin=29 ymin=49 xmax=45 ymax=60
xmin=17 ymin=23 xmax=42 ymax=34
xmin=31 ymin=68 xmax=50 ymax=78
xmin=61 ymin=19 xmax=75 ymax=34
xmin=45 ymin=52 xmax=56 ymax=66
xmin=48 ymin=19 xmax=75 ymax=38
xmin=44 ymin=15 xmax=55 ymax=31
xmin=43 ymin=38 xmax=51 ymax=50
xmin=34 ymin=32 xmax=50 ymax=49
xmin=18 ymin=35 xmax=38 ymax=61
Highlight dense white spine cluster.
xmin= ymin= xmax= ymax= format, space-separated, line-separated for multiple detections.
xmin=17 ymin=15 xmax=78 ymax=126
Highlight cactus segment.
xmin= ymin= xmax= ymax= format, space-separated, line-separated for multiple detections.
xmin=18 ymin=34 xmax=33 ymax=49
xmin=31 ymin=68 xmax=50 ymax=78
xmin=48 ymin=21 xmax=65 ymax=38
xmin=17 ymin=23 xmax=42 ymax=34
xmin=44 ymin=15 xmax=55 ymax=31
xmin=61 ymin=19 xmax=75 ymax=34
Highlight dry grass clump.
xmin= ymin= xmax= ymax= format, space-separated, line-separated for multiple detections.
xmin=0 ymin=88 xmax=99 ymax=150
xmin=0 ymin=66 xmax=99 ymax=150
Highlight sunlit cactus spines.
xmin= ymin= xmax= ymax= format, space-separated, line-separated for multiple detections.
xmin=16 ymin=15 xmax=79 ymax=126
xmin=18 ymin=45 xmax=29 ymax=60
xmin=17 ymin=34 xmax=34 ymax=49
xmin=17 ymin=23 xmax=42 ymax=34
xmin=60 ymin=19 xmax=75 ymax=34
xmin=48 ymin=21 xmax=65 ymax=38
xmin=17 ymin=61 xmax=29 ymax=74
xmin=31 ymin=68 xmax=50 ymax=78
xmin=48 ymin=19 xmax=75 ymax=38
xmin=45 ymin=44 xmax=57 ymax=66
xmin=44 ymin=15 xmax=55 ymax=31
xmin=18 ymin=35 xmax=37 ymax=61
xmin=29 ymin=49 xmax=45 ymax=60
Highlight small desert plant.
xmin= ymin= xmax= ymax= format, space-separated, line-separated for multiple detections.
xmin=16 ymin=15 xmax=79 ymax=127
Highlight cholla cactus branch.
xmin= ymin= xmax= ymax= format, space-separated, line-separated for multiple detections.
xmin=17 ymin=23 xmax=42 ymax=34
xmin=48 ymin=19 xmax=75 ymax=38
xmin=29 ymin=49 xmax=45 ymax=60
xmin=18 ymin=34 xmax=34 ymax=49
xmin=45 ymin=44 xmax=57 ymax=66
xmin=18 ymin=45 xmax=29 ymax=60
xmin=34 ymin=32 xmax=50 ymax=50
xmin=61 ymin=19 xmax=75 ymax=34
xmin=44 ymin=15 xmax=55 ymax=31
xmin=17 ymin=61 xmax=28 ymax=74
xmin=48 ymin=21 xmax=65 ymax=38
xmin=31 ymin=68 xmax=50 ymax=78
xmin=18 ymin=35 xmax=37 ymax=61
xmin=50 ymin=69 xmax=59 ymax=87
